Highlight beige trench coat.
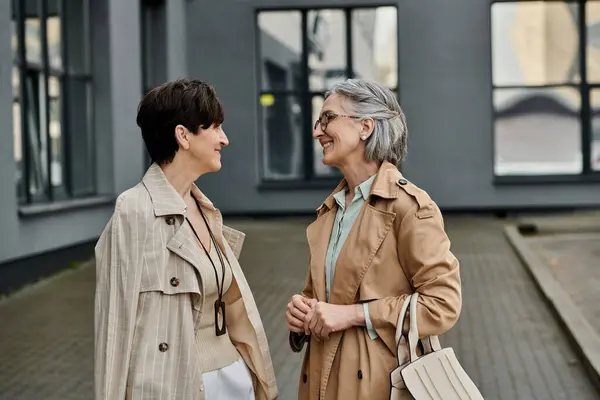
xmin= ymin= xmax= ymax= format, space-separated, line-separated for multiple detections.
xmin=290 ymin=162 xmax=462 ymax=400
xmin=94 ymin=164 xmax=278 ymax=400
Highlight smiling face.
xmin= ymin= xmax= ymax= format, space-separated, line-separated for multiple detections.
xmin=313 ymin=94 xmax=371 ymax=169
xmin=175 ymin=123 xmax=229 ymax=175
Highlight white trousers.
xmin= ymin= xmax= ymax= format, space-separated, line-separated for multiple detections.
xmin=202 ymin=358 xmax=255 ymax=399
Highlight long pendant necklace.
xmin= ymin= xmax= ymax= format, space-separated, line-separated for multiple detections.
xmin=186 ymin=203 xmax=228 ymax=336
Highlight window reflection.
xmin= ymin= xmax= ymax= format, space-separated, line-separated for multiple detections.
xmin=494 ymin=87 xmax=582 ymax=175
xmin=13 ymin=0 xmax=93 ymax=202
xmin=260 ymin=94 xmax=303 ymax=180
xmin=258 ymin=11 xmax=302 ymax=92
xmin=586 ymin=2 xmax=600 ymax=83
xmin=13 ymin=67 xmax=23 ymax=198
xmin=49 ymin=76 xmax=62 ymax=187
xmin=11 ymin=17 xmax=18 ymax=61
xmin=352 ymin=7 xmax=397 ymax=88
xmin=257 ymin=7 xmax=398 ymax=182
xmin=589 ymin=90 xmax=600 ymax=171
xmin=258 ymin=11 xmax=304 ymax=179
xmin=491 ymin=2 xmax=579 ymax=86
xmin=47 ymin=16 xmax=62 ymax=70
xmin=12 ymin=1 xmax=24 ymax=200
xmin=13 ymin=101 xmax=22 ymax=167
xmin=308 ymin=9 xmax=346 ymax=90
xmin=25 ymin=18 xmax=42 ymax=66
xmin=26 ymin=72 xmax=49 ymax=197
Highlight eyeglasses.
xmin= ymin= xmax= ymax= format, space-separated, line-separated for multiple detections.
xmin=313 ymin=112 xmax=360 ymax=131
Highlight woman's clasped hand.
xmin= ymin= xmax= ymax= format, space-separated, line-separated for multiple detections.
xmin=286 ymin=294 xmax=364 ymax=341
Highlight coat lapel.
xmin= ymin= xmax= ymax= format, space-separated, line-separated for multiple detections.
xmin=329 ymin=204 xmax=396 ymax=305
xmin=166 ymin=221 xmax=205 ymax=274
xmin=314 ymin=163 xmax=404 ymax=398
xmin=319 ymin=162 xmax=402 ymax=306
xmin=306 ymin=209 xmax=336 ymax=302
xmin=142 ymin=163 xmax=187 ymax=217
xmin=142 ymin=163 xmax=234 ymax=275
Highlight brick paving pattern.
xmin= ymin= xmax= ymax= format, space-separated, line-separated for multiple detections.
xmin=0 ymin=216 xmax=597 ymax=399
xmin=442 ymin=218 xmax=597 ymax=400
xmin=527 ymin=233 xmax=600 ymax=336
xmin=0 ymin=266 xmax=95 ymax=399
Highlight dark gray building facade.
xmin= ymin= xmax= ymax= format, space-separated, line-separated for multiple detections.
xmin=1 ymin=0 xmax=599 ymax=290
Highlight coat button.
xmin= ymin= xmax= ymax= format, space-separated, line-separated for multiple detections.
xmin=303 ymin=374 xmax=308 ymax=383
xmin=170 ymin=277 xmax=180 ymax=287
xmin=357 ymin=370 xmax=363 ymax=379
xmin=398 ymin=179 xmax=407 ymax=185
xmin=158 ymin=342 xmax=169 ymax=352
xmin=165 ymin=216 xmax=175 ymax=225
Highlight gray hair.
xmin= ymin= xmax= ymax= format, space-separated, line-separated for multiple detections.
xmin=325 ymin=79 xmax=408 ymax=165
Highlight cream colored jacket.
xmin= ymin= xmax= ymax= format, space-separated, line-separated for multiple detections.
xmin=94 ymin=164 xmax=278 ymax=399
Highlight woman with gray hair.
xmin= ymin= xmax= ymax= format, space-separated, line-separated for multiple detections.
xmin=285 ymin=79 xmax=462 ymax=399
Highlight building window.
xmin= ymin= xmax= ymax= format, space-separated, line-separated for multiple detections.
xmin=491 ymin=1 xmax=600 ymax=178
xmin=256 ymin=7 xmax=398 ymax=182
xmin=11 ymin=0 xmax=94 ymax=204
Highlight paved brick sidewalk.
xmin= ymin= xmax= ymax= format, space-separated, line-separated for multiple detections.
xmin=0 ymin=264 xmax=95 ymax=399
xmin=0 ymin=216 xmax=597 ymax=399
xmin=526 ymin=233 xmax=600 ymax=337
xmin=442 ymin=217 xmax=597 ymax=400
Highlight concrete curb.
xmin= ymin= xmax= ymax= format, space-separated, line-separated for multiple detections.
xmin=515 ymin=211 xmax=600 ymax=235
xmin=505 ymin=225 xmax=600 ymax=393
xmin=515 ymin=222 xmax=600 ymax=236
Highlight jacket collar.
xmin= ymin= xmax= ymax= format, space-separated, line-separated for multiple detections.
xmin=142 ymin=163 xmax=216 ymax=217
xmin=332 ymin=173 xmax=375 ymax=209
xmin=317 ymin=161 xmax=403 ymax=213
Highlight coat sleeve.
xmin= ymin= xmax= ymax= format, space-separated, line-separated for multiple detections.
xmin=94 ymin=198 xmax=144 ymax=400
xmin=367 ymin=203 xmax=462 ymax=342
xmin=227 ymin=296 xmax=278 ymax=400
xmin=289 ymin=256 xmax=314 ymax=352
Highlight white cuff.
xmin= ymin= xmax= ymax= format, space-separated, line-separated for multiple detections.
xmin=363 ymin=303 xmax=379 ymax=340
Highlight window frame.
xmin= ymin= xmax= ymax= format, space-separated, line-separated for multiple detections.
xmin=255 ymin=4 xmax=399 ymax=188
xmin=491 ymin=0 xmax=600 ymax=184
xmin=12 ymin=0 xmax=95 ymax=205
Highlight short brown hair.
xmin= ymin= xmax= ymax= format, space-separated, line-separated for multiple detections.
xmin=136 ymin=79 xmax=225 ymax=165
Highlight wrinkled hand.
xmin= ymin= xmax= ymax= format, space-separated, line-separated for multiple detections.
xmin=306 ymin=302 xmax=363 ymax=341
xmin=286 ymin=294 xmax=317 ymax=333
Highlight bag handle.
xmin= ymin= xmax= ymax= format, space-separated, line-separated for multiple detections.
xmin=406 ymin=293 xmax=442 ymax=362
xmin=394 ymin=295 xmax=412 ymax=345
xmin=407 ymin=293 xmax=421 ymax=362
xmin=394 ymin=295 xmax=412 ymax=364
xmin=422 ymin=334 xmax=442 ymax=353
xmin=395 ymin=293 xmax=443 ymax=364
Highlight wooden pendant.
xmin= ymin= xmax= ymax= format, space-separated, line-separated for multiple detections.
xmin=215 ymin=299 xmax=227 ymax=336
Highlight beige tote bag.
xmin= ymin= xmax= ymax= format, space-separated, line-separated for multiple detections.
xmin=390 ymin=293 xmax=485 ymax=400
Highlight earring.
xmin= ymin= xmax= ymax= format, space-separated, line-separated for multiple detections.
xmin=361 ymin=136 xmax=367 ymax=141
